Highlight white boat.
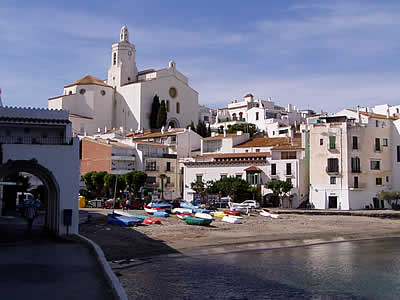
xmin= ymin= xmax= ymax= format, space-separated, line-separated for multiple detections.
xmin=228 ymin=202 xmax=250 ymax=214
xmin=172 ymin=207 xmax=192 ymax=214
xmin=194 ymin=212 xmax=213 ymax=220
xmin=260 ymin=210 xmax=280 ymax=219
xmin=144 ymin=205 xmax=159 ymax=214
xmin=222 ymin=215 xmax=241 ymax=224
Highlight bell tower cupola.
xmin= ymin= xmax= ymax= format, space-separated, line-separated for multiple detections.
xmin=107 ymin=25 xmax=138 ymax=87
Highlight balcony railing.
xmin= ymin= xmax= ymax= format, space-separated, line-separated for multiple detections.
xmin=0 ymin=136 xmax=73 ymax=145
xmin=143 ymin=153 xmax=177 ymax=159
xmin=145 ymin=166 xmax=159 ymax=172
xmin=111 ymin=155 xmax=135 ymax=161
xmin=326 ymin=167 xmax=339 ymax=174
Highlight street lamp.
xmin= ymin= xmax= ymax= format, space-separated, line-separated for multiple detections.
xmin=159 ymin=174 xmax=166 ymax=200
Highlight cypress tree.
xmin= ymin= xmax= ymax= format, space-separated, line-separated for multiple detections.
xmin=196 ymin=121 xmax=202 ymax=135
xmin=150 ymin=95 xmax=160 ymax=128
xmin=156 ymin=100 xmax=167 ymax=128
xmin=190 ymin=121 xmax=196 ymax=132
xmin=207 ymin=124 xmax=211 ymax=137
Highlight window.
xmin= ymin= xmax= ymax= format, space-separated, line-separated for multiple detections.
xmin=146 ymin=176 xmax=156 ymax=184
xmin=69 ymin=91 xmax=72 ymax=95
xmin=286 ymin=163 xmax=292 ymax=175
xmin=204 ymin=116 xmax=209 ymax=122
xmin=327 ymin=158 xmax=339 ymax=173
xmin=169 ymin=87 xmax=177 ymax=98
xmin=220 ymin=174 xmax=227 ymax=179
xmin=376 ymin=177 xmax=383 ymax=185
xmin=232 ymin=113 xmax=237 ymax=120
xmin=375 ymin=138 xmax=381 ymax=151
xmin=320 ymin=139 xmax=323 ymax=146
xmin=383 ymin=138 xmax=388 ymax=147
xmin=352 ymin=136 xmax=358 ymax=150
xmin=330 ymin=176 xmax=336 ymax=184
xmin=256 ymin=149 xmax=260 ymax=152
xmin=247 ymin=173 xmax=260 ymax=185
xmin=145 ymin=161 xmax=157 ymax=171
xmin=79 ymin=89 xmax=86 ymax=95
xmin=235 ymin=174 xmax=242 ymax=179
xmin=271 ymin=164 xmax=276 ymax=175
xmin=370 ymin=160 xmax=381 ymax=170
xmin=256 ymin=112 xmax=259 ymax=121
xmin=166 ymin=100 xmax=170 ymax=112
xmin=386 ymin=176 xmax=389 ymax=183
xmin=286 ymin=178 xmax=292 ymax=183
xmin=100 ymin=90 xmax=106 ymax=96
xmin=354 ymin=176 xmax=359 ymax=188
xmin=376 ymin=120 xmax=379 ymax=127
xmin=113 ymin=53 xmax=116 ymax=65
xmin=281 ymin=152 xmax=296 ymax=159
xmin=176 ymin=102 xmax=180 ymax=114
xmin=351 ymin=157 xmax=361 ymax=173
xmin=166 ymin=176 xmax=171 ymax=184
xmin=329 ymin=136 xmax=336 ymax=150
xmin=397 ymin=146 xmax=400 ymax=162
xmin=239 ymin=112 xmax=243 ymax=120
xmin=196 ymin=175 xmax=203 ymax=182
xmin=245 ymin=150 xmax=248 ymax=153
xmin=166 ymin=162 xmax=171 ymax=172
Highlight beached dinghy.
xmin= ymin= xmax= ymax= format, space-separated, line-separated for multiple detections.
xmin=144 ymin=218 xmax=161 ymax=225
xmin=128 ymin=212 xmax=150 ymax=220
xmin=176 ymin=212 xmax=194 ymax=219
xmin=180 ymin=201 xmax=201 ymax=209
xmin=212 ymin=211 xmax=227 ymax=218
xmin=192 ymin=208 xmax=210 ymax=214
xmin=107 ymin=214 xmax=143 ymax=226
xmin=222 ymin=215 xmax=241 ymax=224
xmin=260 ymin=209 xmax=280 ymax=219
xmin=194 ymin=212 xmax=213 ymax=220
xmin=184 ymin=216 xmax=212 ymax=226
xmin=172 ymin=207 xmax=192 ymax=214
xmin=224 ymin=210 xmax=241 ymax=216
xmin=153 ymin=211 xmax=169 ymax=217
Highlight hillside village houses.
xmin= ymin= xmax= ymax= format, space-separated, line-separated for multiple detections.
xmin=48 ymin=26 xmax=199 ymax=135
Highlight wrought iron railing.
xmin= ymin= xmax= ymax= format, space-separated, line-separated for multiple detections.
xmin=0 ymin=136 xmax=73 ymax=145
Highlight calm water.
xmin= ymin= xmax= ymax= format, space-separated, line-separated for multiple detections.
xmin=124 ymin=238 xmax=400 ymax=299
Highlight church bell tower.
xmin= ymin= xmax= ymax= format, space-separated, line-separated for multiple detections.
xmin=107 ymin=26 xmax=138 ymax=87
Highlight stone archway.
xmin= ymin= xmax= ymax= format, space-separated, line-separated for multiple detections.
xmin=0 ymin=159 xmax=60 ymax=235
xmin=167 ymin=118 xmax=180 ymax=128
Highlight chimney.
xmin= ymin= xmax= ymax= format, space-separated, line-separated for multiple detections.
xmin=387 ymin=108 xmax=390 ymax=119
xmin=223 ymin=128 xmax=227 ymax=137
xmin=357 ymin=105 xmax=361 ymax=123
xmin=188 ymin=126 xmax=191 ymax=132
xmin=161 ymin=126 xmax=165 ymax=134
xmin=97 ymin=128 xmax=101 ymax=133
xmin=168 ymin=126 xmax=172 ymax=132
xmin=120 ymin=126 xmax=124 ymax=133
xmin=104 ymin=126 xmax=107 ymax=133
xmin=268 ymin=97 xmax=272 ymax=102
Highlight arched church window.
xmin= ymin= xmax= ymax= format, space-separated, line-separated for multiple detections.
xmin=79 ymin=89 xmax=86 ymax=95
xmin=69 ymin=91 xmax=72 ymax=95
xmin=100 ymin=90 xmax=106 ymax=96
xmin=128 ymin=77 xmax=131 ymax=81
xmin=166 ymin=100 xmax=170 ymax=112
xmin=169 ymin=87 xmax=177 ymax=98
xmin=113 ymin=53 xmax=116 ymax=65
xmin=176 ymin=102 xmax=180 ymax=114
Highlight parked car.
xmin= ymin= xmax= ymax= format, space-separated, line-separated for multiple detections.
xmin=122 ymin=200 xmax=144 ymax=210
xmin=240 ymin=200 xmax=260 ymax=209
xmin=103 ymin=199 xmax=117 ymax=209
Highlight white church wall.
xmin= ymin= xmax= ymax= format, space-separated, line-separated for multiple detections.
xmin=115 ymin=83 xmax=141 ymax=130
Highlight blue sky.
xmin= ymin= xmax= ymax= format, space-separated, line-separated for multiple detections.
xmin=1 ymin=0 xmax=400 ymax=113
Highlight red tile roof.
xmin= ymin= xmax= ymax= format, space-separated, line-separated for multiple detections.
xmin=234 ymin=137 xmax=290 ymax=148
xmin=194 ymin=152 xmax=270 ymax=159
xmin=64 ymin=75 xmax=111 ymax=88
xmin=346 ymin=109 xmax=399 ymax=120
xmin=244 ymin=165 xmax=262 ymax=172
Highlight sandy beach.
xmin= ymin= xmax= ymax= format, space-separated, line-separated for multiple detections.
xmin=79 ymin=208 xmax=400 ymax=260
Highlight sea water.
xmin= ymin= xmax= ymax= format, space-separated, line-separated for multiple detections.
xmin=125 ymin=238 xmax=400 ymax=299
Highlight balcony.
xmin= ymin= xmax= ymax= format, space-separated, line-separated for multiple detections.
xmin=351 ymin=168 xmax=361 ymax=173
xmin=0 ymin=136 xmax=73 ymax=145
xmin=145 ymin=166 xmax=160 ymax=172
xmin=143 ymin=153 xmax=177 ymax=159
xmin=326 ymin=167 xmax=339 ymax=175
xmin=111 ymin=155 xmax=135 ymax=161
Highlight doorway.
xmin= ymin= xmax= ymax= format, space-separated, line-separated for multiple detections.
xmin=328 ymin=196 xmax=337 ymax=209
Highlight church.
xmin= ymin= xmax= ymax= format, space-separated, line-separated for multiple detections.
xmin=48 ymin=26 xmax=199 ymax=135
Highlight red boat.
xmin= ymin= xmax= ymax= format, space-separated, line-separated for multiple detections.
xmin=176 ymin=212 xmax=194 ymax=219
xmin=144 ymin=218 xmax=161 ymax=225
xmin=224 ymin=210 xmax=240 ymax=216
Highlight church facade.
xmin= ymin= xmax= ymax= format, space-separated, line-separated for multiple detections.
xmin=48 ymin=26 xmax=199 ymax=135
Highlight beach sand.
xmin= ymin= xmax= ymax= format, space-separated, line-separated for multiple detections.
xmin=79 ymin=209 xmax=400 ymax=260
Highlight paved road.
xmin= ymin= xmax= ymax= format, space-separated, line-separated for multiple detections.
xmin=0 ymin=216 xmax=114 ymax=300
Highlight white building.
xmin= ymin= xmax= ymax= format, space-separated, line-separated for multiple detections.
xmin=212 ymin=94 xmax=313 ymax=137
xmin=308 ymin=109 xmax=397 ymax=210
xmin=0 ymin=107 xmax=80 ymax=236
xmin=184 ymin=132 xmax=309 ymax=207
xmin=49 ymin=26 xmax=199 ymax=135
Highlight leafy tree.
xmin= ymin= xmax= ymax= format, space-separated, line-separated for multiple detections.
xmin=91 ymin=171 xmax=107 ymax=198
xmin=191 ymin=179 xmax=206 ymax=194
xmin=207 ymin=177 xmax=250 ymax=202
xmin=156 ymin=100 xmax=167 ymax=128
xmin=227 ymin=123 xmax=257 ymax=137
xmin=83 ymin=171 xmax=97 ymax=196
xmin=104 ymin=174 xmax=126 ymax=198
xmin=266 ymin=179 xmax=293 ymax=207
xmin=377 ymin=190 xmax=400 ymax=208
xmin=150 ymin=95 xmax=160 ymax=128
xmin=124 ymin=171 xmax=147 ymax=199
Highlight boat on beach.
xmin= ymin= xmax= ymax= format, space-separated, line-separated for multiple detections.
xmin=194 ymin=212 xmax=213 ymax=220
xmin=221 ymin=215 xmax=241 ymax=224
xmin=176 ymin=212 xmax=194 ymax=219
xmin=144 ymin=218 xmax=162 ymax=224
xmin=172 ymin=207 xmax=192 ymax=214
xmin=144 ymin=205 xmax=164 ymax=214
xmin=107 ymin=214 xmax=143 ymax=226
xmin=212 ymin=211 xmax=227 ymax=218
xmin=183 ymin=216 xmax=212 ymax=226
xmin=128 ymin=212 xmax=150 ymax=220
xmin=153 ymin=211 xmax=169 ymax=217
xmin=224 ymin=210 xmax=240 ymax=216
xmin=260 ymin=209 xmax=280 ymax=219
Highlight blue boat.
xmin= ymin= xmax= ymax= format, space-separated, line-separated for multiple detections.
xmin=128 ymin=213 xmax=150 ymax=220
xmin=153 ymin=211 xmax=169 ymax=217
xmin=192 ymin=208 xmax=210 ymax=214
xmin=180 ymin=201 xmax=201 ymax=209
xmin=108 ymin=214 xmax=143 ymax=226
xmin=150 ymin=200 xmax=173 ymax=210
